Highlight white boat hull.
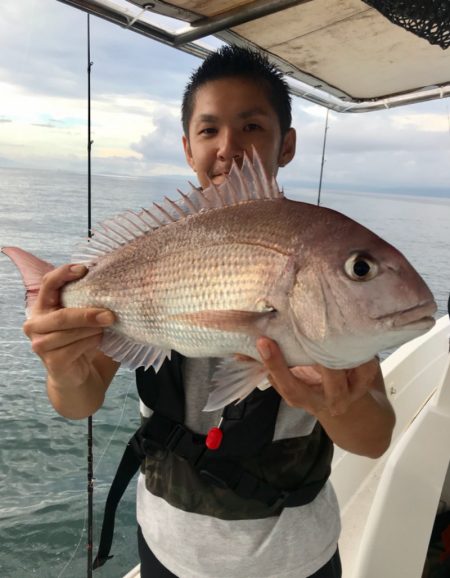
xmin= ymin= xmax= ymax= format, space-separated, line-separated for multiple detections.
xmin=123 ymin=314 xmax=450 ymax=577
xmin=335 ymin=314 xmax=450 ymax=577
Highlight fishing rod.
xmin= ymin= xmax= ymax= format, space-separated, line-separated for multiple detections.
xmin=87 ymin=12 xmax=94 ymax=578
xmin=317 ymin=108 xmax=329 ymax=206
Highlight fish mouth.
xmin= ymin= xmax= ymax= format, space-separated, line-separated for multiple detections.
xmin=376 ymin=300 xmax=437 ymax=330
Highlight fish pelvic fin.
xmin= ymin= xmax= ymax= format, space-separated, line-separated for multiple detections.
xmin=204 ymin=357 xmax=270 ymax=412
xmin=71 ymin=148 xmax=283 ymax=268
xmin=100 ymin=328 xmax=171 ymax=372
xmin=1 ymin=247 xmax=55 ymax=316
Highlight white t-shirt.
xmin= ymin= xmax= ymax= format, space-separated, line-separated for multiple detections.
xmin=137 ymin=358 xmax=341 ymax=577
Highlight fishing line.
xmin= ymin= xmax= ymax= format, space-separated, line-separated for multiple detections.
xmin=57 ymin=503 xmax=89 ymax=578
xmin=446 ymin=97 xmax=450 ymax=139
xmin=57 ymin=378 xmax=134 ymax=578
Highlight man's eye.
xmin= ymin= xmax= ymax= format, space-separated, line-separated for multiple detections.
xmin=199 ymin=127 xmax=217 ymax=135
xmin=244 ymin=123 xmax=261 ymax=132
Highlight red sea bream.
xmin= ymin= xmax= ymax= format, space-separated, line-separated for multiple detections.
xmin=2 ymin=152 xmax=436 ymax=410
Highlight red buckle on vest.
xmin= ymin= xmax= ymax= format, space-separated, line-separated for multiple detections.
xmin=205 ymin=427 xmax=223 ymax=450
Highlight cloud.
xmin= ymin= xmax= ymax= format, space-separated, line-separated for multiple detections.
xmin=130 ymin=109 xmax=185 ymax=166
xmin=0 ymin=0 xmax=199 ymax=101
xmin=1 ymin=0 xmax=449 ymax=196
xmin=393 ymin=113 xmax=450 ymax=132
xmin=0 ymin=0 xmax=196 ymax=177
xmin=89 ymin=154 xmax=191 ymax=181
xmin=292 ymin=101 xmax=450 ymax=157
xmin=278 ymin=98 xmax=450 ymax=194
xmin=32 ymin=123 xmax=56 ymax=128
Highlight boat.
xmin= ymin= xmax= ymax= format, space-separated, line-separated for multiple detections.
xmin=53 ymin=1 xmax=450 ymax=576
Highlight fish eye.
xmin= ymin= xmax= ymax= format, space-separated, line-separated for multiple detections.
xmin=344 ymin=253 xmax=378 ymax=281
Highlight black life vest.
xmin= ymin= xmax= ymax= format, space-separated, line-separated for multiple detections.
xmin=93 ymin=353 xmax=333 ymax=568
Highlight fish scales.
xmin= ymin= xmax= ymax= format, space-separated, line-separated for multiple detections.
xmin=63 ymin=199 xmax=296 ymax=357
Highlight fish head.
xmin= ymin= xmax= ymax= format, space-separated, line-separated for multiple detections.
xmin=288 ymin=211 xmax=437 ymax=368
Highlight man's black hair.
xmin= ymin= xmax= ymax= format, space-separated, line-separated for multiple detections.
xmin=181 ymin=45 xmax=292 ymax=138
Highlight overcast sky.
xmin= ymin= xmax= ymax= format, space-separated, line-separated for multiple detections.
xmin=1 ymin=0 xmax=449 ymax=196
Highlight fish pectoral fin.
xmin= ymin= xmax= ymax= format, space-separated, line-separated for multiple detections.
xmin=203 ymin=357 xmax=270 ymax=412
xmin=100 ymin=328 xmax=170 ymax=372
xmin=170 ymin=309 xmax=276 ymax=334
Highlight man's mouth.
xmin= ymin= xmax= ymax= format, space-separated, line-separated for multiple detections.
xmin=211 ymin=159 xmax=244 ymax=184
xmin=211 ymin=171 xmax=229 ymax=184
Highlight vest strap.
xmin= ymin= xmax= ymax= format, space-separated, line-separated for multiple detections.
xmin=92 ymin=433 xmax=143 ymax=569
xmin=138 ymin=412 xmax=328 ymax=507
xmin=93 ymin=411 xmax=329 ymax=569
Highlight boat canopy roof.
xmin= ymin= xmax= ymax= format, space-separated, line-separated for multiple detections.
xmin=58 ymin=0 xmax=450 ymax=112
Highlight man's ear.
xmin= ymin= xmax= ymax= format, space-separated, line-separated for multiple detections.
xmin=182 ymin=135 xmax=196 ymax=172
xmin=278 ymin=128 xmax=296 ymax=168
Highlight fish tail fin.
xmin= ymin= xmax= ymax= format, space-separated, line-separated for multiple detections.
xmin=1 ymin=247 xmax=55 ymax=314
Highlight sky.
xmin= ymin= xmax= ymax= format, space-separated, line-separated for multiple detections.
xmin=1 ymin=0 xmax=449 ymax=196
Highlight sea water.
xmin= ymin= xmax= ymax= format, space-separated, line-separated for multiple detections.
xmin=0 ymin=166 xmax=449 ymax=578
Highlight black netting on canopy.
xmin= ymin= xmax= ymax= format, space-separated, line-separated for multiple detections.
xmin=363 ymin=1 xmax=450 ymax=49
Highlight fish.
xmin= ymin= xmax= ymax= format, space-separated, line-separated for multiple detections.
xmin=1 ymin=151 xmax=437 ymax=411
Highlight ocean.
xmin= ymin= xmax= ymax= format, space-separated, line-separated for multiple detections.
xmin=0 ymin=166 xmax=449 ymax=578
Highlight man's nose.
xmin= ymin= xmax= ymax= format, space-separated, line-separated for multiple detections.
xmin=217 ymin=129 xmax=242 ymax=161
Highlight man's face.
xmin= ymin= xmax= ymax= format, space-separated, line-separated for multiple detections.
xmin=183 ymin=77 xmax=296 ymax=189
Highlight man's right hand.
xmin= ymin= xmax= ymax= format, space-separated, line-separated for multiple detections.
xmin=23 ymin=264 xmax=119 ymax=418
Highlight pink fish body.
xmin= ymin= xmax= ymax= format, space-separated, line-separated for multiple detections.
xmin=2 ymin=153 xmax=436 ymax=409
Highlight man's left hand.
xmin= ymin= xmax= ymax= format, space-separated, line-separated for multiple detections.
xmin=256 ymin=336 xmax=380 ymax=418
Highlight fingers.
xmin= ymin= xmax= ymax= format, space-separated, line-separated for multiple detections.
xmin=348 ymin=358 xmax=381 ymax=391
xmin=256 ymin=337 xmax=353 ymax=416
xmin=23 ymin=306 xmax=115 ymax=376
xmin=290 ymin=365 xmax=322 ymax=385
xmin=44 ymin=334 xmax=104 ymax=377
xmin=33 ymin=263 xmax=87 ymax=315
xmin=234 ymin=353 xmax=254 ymax=362
xmin=20 ymin=262 xmax=119 ymax=393
xmin=29 ymin=326 xmax=105 ymax=356
xmin=24 ymin=307 xmax=115 ymax=337
xmin=256 ymin=337 xmax=321 ymax=411
xmin=256 ymin=337 xmax=383 ymax=419
xmin=256 ymin=337 xmax=296 ymax=390
xmin=318 ymin=367 xmax=350 ymax=416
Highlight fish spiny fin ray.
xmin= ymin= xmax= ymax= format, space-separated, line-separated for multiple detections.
xmin=100 ymin=329 xmax=170 ymax=372
xmin=204 ymin=357 xmax=271 ymax=411
xmin=71 ymin=148 xmax=282 ymax=267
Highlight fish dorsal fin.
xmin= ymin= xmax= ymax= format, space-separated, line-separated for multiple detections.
xmin=71 ymin=147 xmax=283 ymax=266
xmin=203 ymin=147 xmax=282 ymax=206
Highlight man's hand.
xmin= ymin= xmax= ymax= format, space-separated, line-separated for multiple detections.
xmin=23 ymin=264 xmax=119 ymax=418
xmin=256 ymin=336 xmax=395 ymax=458
xmin=255 ymin=336 xmax=379 ymax=417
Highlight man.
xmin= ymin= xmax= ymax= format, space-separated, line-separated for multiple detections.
xmin=24 ymin=46 xmax=395 ymax=577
